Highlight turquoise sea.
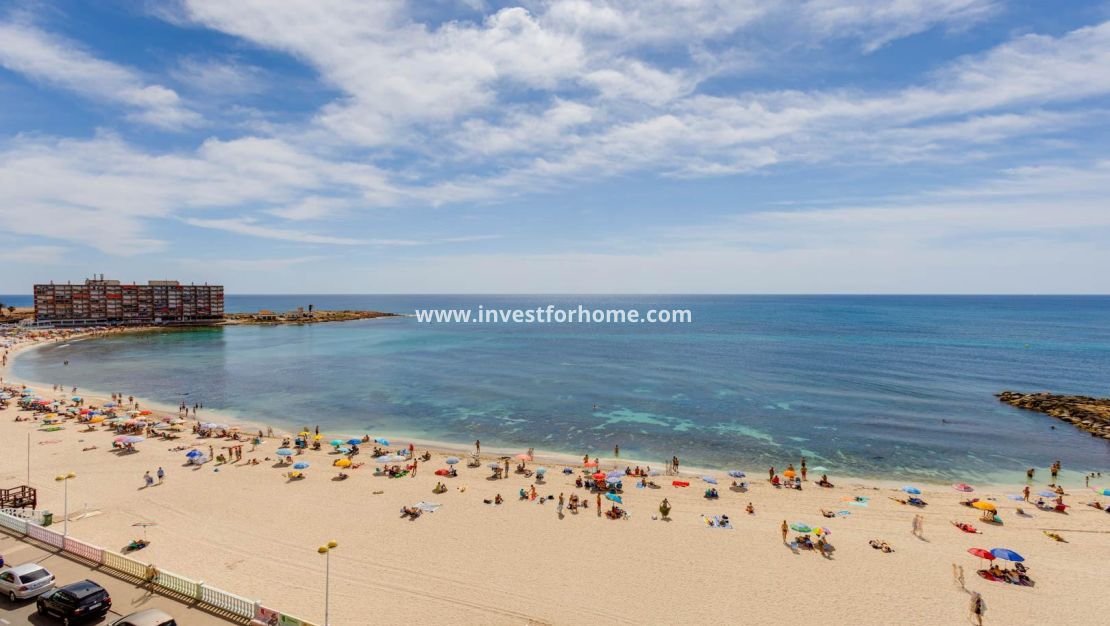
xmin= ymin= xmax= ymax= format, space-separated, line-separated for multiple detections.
xmin=9 ymin=295 xmax=1110 ymax=482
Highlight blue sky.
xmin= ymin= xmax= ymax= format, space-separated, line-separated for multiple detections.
xmin=1 ymin=0 xmax=1109 ymax=293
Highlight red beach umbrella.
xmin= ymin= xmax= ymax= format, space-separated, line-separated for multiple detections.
xmin=592 ymin=472 xmax=606 ymax=480
xmin=967 ymin=548 xmax=994 ymax=560
xmin=583 ymin=460 xmax=598 ymax=467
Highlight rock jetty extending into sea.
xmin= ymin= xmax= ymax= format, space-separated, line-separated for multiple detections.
xmin=997 ymin=391 xmax=1110 ymax=440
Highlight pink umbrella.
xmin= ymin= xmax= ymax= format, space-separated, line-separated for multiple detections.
xmin=113 ymin=435 xmax=129 ymax=442
xmin=515 ymin=453 xmax=531 ymax=461
xmin=954 ymin=483 xmax=974 ymax=492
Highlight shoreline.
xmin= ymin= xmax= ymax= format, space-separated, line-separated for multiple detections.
xmin=3 ymin=328 xmax=1099 ymax=491
xmin=3 ymin=328 xmax=1108 ymax=625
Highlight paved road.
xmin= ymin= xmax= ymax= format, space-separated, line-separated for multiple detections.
xmin=0 ymin=531 xmax=244 ymax=625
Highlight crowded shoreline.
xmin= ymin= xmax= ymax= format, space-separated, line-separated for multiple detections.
xmin=2 ymin=328 xmax=1108 ymax=625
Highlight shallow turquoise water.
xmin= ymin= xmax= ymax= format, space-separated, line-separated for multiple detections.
xmin=12 ymin=295 xmax=1110 ymax=481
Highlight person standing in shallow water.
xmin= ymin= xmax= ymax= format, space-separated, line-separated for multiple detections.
xmin=614 ymin=444 xmax=619 ymax=457
xmin=475 ymin=440 xmax=480 ymax=454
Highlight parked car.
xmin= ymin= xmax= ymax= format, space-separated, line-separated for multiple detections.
xmin=0 ymin=562 xmax=55 ymax=601
xmin=110 ymin=608 xmax=176 ymax=626
xmin=35 ymin=579 xmax=111 ymax=624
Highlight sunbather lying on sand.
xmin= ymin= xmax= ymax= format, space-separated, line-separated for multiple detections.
xmin=951 ymin=521 xmax=980 ymax=533
xmin=400 ymin=506 xmax=421 ymax=519
xmin=821 ymin=509 xmax=836 ymax=518
xmin=869 ymin=539 xmax=894 ymax=553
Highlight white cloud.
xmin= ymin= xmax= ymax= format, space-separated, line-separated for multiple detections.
xmin=0 ymin=20 xmax=200 ymax=129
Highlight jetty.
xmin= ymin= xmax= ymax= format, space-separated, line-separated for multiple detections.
xmin=997 ymin=391 xmax=1110 ymax=440
xmin=223 ymin=308 xmax=399 ymax=325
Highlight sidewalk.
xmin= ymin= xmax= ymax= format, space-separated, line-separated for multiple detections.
xmin=0 ymin=530 xmax=244 ymax=625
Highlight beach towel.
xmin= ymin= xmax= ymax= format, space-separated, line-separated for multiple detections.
xmin=836 ymin=510 xmax=851 ymax=517
xmin=672 ymin=480 xmax=689 ymax=487
xmin=415 ymin=501 xmax=441 ymax=513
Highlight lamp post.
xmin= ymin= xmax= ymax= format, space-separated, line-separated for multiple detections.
xmin=54 ymin=472 xmax=76 ymax=536
xmin=317 ymin=540 xmax=337 ymax=625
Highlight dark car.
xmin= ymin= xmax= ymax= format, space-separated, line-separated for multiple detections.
xmin=35 ymin=579 xmax=112 ymax=625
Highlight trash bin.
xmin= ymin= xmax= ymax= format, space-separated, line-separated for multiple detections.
xmin=41 ymin=511 xmax=53 ymax=526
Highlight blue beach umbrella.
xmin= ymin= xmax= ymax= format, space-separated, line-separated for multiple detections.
xmin=293 ymin=462 xmax=309 ymax=470
xmin=185 ymin=450 xmax=202 ymax=458
xmin=605 ymin=493 xmax=622 ymax=504
xmin=488 ymin=462 xmax=501 ymax=469
xmin=337 ymin=447 xmax=351 ymax=454
xmin=445 ymin=457 xmax=460 ymax=465
xmin=330 ymin=439 xmax=344 ymax=446
xmin=902 ymin=486 xmax=921 ymax=495
xmin=605 ymin=476 xmax=621 ymax=484
xmin=104 ymin=402 xmax=116 ymax=407
xmin=377 ymin=455 xmax=393 ymax=463
xmin=535 ymin=467 xmax=547 ymax=474
xmin=1038 ymin=490 xmax=1057 ymax=498
xmin=990 ymin=548 xmax=1024 ymax=562
xmin=606 ymin=470 xmax=623 ymax=479
xmin=123 ymin=436 xmax=145 ymax=444
xmin=727 ymin=470 xmax=746 ymax=478
xmin=702 ymin=476 xmax=718 ymax=485
xmin=276 ymin=448 xmax=294 ymax=457
xmin=347 ymin=438 xmax=361 ymax=446
xmin=375 ymin=438 xmax=389 ymax=446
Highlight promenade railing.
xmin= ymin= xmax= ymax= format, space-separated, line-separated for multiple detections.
xmin=0 ymin=509 xmax=317 ymax=626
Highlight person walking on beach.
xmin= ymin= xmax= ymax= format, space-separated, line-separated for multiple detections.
xmin=143 ymin=471 xmax=154 ymax=488
xmin=156 ymin=467 xmax=164 ymax=484
xmin=801 ymin=458 xmax=807 ymax=481
xmin=557 ymin=493 xmax=564 ymax=517
xmin=781 ymin=520 xmax=788 ymax=543
xmin=596 ymin=493 xmax=601 ymax=517
xmin=912 ymin=514 xmax=923 ymax=538
xmin=411 ymin=459 xmax=418 ymax=477
xmin=1023 ymin=485 xmax=1030 ymax=501
xmin=952 ymin=563 xmax=965 ymax=589
xmin=475 ymin=440 xmax=480 ymax=454
xmin=969 ymin=591 xmax=985 ymax=626
xmin=769 ymin=466 xmax=775 ymax=481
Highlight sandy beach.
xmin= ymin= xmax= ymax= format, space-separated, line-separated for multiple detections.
xmin=2 ymin=333 xmax=1108 ymax=626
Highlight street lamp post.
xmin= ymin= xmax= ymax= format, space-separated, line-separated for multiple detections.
xmin=54 ymin=472 xmax=77 ymax=536
xmin=317 ymin=540 xmax=338 ymax=625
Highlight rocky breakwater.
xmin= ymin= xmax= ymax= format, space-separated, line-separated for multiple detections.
xmin=997 ymin=391 xmax=1110 ymax=440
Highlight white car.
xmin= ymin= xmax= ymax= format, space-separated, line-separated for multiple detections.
xmin=0 ymin=562 xmax=56 ymax=601
xmin=111 ymin=608 xmax=177 ymax=626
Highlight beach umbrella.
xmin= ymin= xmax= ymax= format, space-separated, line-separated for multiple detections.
xmin=104 ymin=402 xmax=116 ymax=407
xmin=72 ymin=396 xmax=81 ymax=401
xmin=377 ymin=455 xmax=393 ymax=463
xmin=337 ymin=447 xmax=351 ymax=454
xmin=971 ymin=501 xmax=996 ymax=512
xmin=185 ymin=450 xmax=202 ymax=458
xmin=515 ymin=453 xmax=531 ymax=461
xmin=814 ymin=527 xmax=831 ymax=536
xmin=535 ymin=467 xmax=547 ymax=475
xmin=1100 ymin=489 xmax=1110 ymax=496
xmin=276 ymin=448 xmax=294 ymax=457
xmin=313 ymin=434 xmax=323 ymax=441
xmin=293 ymin=462 xmax=310 ymax=470
xmin=347 ymin=438 xmax=361 ymax=446
xmin=606 ymin=470 xmax=623 ymax=479
xmin=990 ymin=548 xmax=1024 ymax=562
xmin=330 ymin=439 xmax=344 ymax=446
xmin=375 ymin=438 xmax=389 ymax=446
xmin=605 ymin=476 xmax=621 ymax=484
xmin=783 ymin=469 xmax=796 ymax=479
xmin=335 ymin=459 xmax=352 ymax=468
xmin=79 ymin=409 xmax=90 ymax=415
xmin=113 ymin=435 xmax=129 ymax=443
xmin=902 ymin=486 xmax=921 ymax=495
xmin=1038 ymin=490 xmax=1057 ymax=498
xmin=445 ymin=457 xmax=460 ymax=465
xmin=123 ymin=436 xmax=145 ymax=444
xmin=702 ymin=476 xmax=718 ymax=485
xmin=727 ymin=470 xmax=746 ymax=478
xmin=89 ymin=417 xmax=105 ymax=423
xmin=967 ymin=548 xmax=995 ymax=561
xmin=488 ymin=462 xmax=502 ymax=469
xmin=592 ymin=472 xmax=606 ymax=480
xmin=140 ymin=410 xmax=152 ymax=415
xmin=789 ymin=523 xmax=812 ymax=533
xmin=605 ymin=493 xmax=622 ymax=504
xmin=583 ymin=460 xmax=598 ymax=468
xmin=953 ymin=483 xmax=974 ymax=492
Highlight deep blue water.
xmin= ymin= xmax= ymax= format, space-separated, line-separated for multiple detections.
xmin=10 ymin=295 xmax=1110 ymax=482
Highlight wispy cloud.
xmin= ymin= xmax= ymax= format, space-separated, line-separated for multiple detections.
xmin=0 ymin=19 xmax=200 ymax=129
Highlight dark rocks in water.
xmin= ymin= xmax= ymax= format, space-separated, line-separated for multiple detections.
xmin=997 ymin=391 xmax=1110 ymax=440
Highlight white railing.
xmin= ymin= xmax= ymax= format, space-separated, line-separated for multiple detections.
xmin=154 ymin=569 xmax=201 ymax=599
xmin=0 ymin=509 xmax=321 ymax=625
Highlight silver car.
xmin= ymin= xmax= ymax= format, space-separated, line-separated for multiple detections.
xmin=0 ymin=562 xmax=56 ymax=601
xmin=110 ymin=608 xmax=177 ymax=626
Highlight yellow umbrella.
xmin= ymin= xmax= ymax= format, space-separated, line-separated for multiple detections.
xmin=335 ymin=458 xmax=352 ymax=467
xmin=314 ymin=434 xmax=323 ymax=441
xmin=783 ymin=469 xmax=796 ymax=479
xmin=971 ymin=501 xmax=996 ymax=512
xmin=90 ymin=416 xmax=105 ymax=423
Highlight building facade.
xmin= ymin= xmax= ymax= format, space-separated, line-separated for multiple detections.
xmin=33 ymin=278 xmax=224 ymax=326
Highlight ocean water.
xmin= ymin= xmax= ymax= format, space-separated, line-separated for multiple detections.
xmin=10 ymin=295 xmax=1110 ymax=482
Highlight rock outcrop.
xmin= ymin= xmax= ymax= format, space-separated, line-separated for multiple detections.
xmin=997 ymin=391 xmax=1110 ymax=440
